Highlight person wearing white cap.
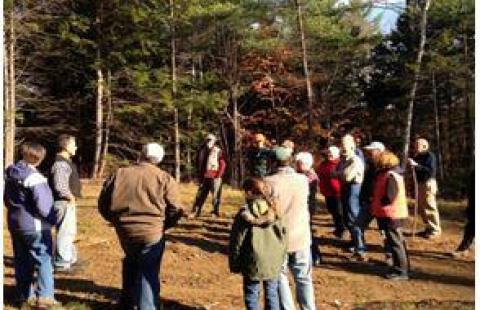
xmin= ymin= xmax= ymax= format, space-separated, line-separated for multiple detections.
xmin=317 ymin=146 xmax=344 ymax=239
xmin=359 ymin=141 xmax=393 ymax=264
xmin=98 ymin=142 xmax=187 ymax=309
xmin=295 ymin=152 xmax=322 ymax=266
xmin=190 ymin=133 xmax=226 ymax=218
xmin=361 ymin=141 xmax=386 ymax=221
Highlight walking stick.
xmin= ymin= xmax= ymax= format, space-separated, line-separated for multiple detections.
xmin=411 ymin=165 xmax=419 ymax=241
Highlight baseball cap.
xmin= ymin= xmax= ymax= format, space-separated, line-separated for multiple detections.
xmin=273 ymin=146 xmax=293 ymax=161
xmin=364 ymin=141 xmax=385 ymax=152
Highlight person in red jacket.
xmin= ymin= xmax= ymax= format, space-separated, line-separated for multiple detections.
xmin=190 ymin=134 xmax=226 ymax=218
xmin=317 ymin=146 xmax=344 ymax=239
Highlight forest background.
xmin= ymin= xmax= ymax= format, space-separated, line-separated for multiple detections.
xmin=3 ymin=0 xmax=475 ymax=198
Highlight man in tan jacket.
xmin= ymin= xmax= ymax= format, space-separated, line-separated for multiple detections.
xmin=264 ymin=146 xmax=316 ymax=310
xmin=98 ymin=143 xmax=186 ymax=310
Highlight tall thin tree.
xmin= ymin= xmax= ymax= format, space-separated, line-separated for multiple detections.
xmin=295 ymin=0 xmax=314 ymax=142
xmin=402 ymin=0 xmax=432 ymax=167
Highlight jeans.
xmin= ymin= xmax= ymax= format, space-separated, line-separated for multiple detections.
xmin=192 ymin=177 xmax=223 ymax=216
xmin=308 ymin=208 xmax=321 ymax=262
xmin=11 ymin=230 xmax=55 ymax=301
xmin=120 ymin=238 xmax=166 ymax=310
xmin=278 ymin=248 xmax=316 ymax=310
xmin=341 ymin=183 xmax=366 ymax=254
xmin=243 ymin=278 xmax=280 ymax=310
xmin=378 ymin=219 xmax=409 ymax=275
xmin=325 ymin=196 xmax=345 ymax=234
xmin=54 ymin=200 xmax=78 ymax=269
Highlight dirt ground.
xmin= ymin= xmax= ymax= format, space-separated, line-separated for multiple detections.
xmin=3 ymin=181 xmax=475 ymax=309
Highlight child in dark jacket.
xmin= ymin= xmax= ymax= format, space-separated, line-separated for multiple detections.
xmin=4 ymin=142 xmax=59 ymax=308
xmin=229 ymin=178 xmax=287 ymax=310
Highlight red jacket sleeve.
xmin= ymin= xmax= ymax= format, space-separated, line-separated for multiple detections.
xmin=217 ymin=152 xmax=226 ymax=178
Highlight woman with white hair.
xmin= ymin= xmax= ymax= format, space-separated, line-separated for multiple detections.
xmin=295 ymin=152 xmax=322 ymax=266
xmin=317 ymin=146 xmax=344 ymax=239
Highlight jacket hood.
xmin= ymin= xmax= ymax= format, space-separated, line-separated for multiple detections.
xmin=5 ymin=161 xmax=33 ymax=183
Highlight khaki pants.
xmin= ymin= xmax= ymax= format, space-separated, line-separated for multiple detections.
xmin=418 ymin=178 xmax=441 ymax=235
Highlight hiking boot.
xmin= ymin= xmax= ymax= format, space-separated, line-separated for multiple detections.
xmin=385 ymin=272 xmax=409 ymax=281
xmin=333 ymin=230 xmax=345 ymax=240
xmin=36 ymin=297 xmax=61 ymax=309
xmin=210 ymin=211 xmax=220 ymax=218
xmin=450 ymin=249 xmax=469 ymax=258
xmin=187 ymin=212 xmax=200 ymax=219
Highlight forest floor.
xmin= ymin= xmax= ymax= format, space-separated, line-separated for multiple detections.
xmin=3 ymin=181 xmax=475 ymax=310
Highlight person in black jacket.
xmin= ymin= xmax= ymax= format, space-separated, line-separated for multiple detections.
xmin=451 ymin=169 xmax=475 ymax=257
xmin=408 ymin=138 xmax=441 ymax=239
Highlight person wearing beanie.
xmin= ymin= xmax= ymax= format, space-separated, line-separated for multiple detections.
xmin=295 ymin=152 xmax=322 ymax=266
xmin=98 ymin=143 xmax=187 ymax=309
xmin=264 ymin=146 xmax=316 ymax=310
xmin=190 ymin=133 xmax=227 ymax=218
xmin=317 ymin=146 xmax=344 ymax=239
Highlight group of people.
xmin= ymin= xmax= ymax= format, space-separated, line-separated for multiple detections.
xmin=4 ymin=131 xmax=473 ymax=310
xmin=4 ymin=135 xmax=83 ymax=308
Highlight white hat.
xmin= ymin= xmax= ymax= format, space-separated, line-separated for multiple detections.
xmin=364 ymin=141 xmax=385 ymax=152
xmin=142 ymin=143 xmax=165 ymax=164
xmin=295 ymin=152 xmax=314 ymax=170
xmin=205 ymin=133 xmax=216 ymax=141
xmin=327 ymin=146 xmax=340 ymax=159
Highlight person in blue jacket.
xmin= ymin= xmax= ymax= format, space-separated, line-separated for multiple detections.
xmin=4 ymin=142 xmax=59 ymax=308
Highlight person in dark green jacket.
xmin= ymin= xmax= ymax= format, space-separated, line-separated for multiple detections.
xmin=246 ymin=133 xmax=275 ymax=177
xmin=229 ymin=178 xmax=287 ymax=310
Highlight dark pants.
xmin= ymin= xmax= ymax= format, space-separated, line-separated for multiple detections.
xmin=457 ymin=218 xmax=475 ymax=252
xmin=378 ymin=219 xmax=409 ymax=276
xmin=309 ymin=207 xmax=321 ymax=262
xmin=243 ymin=278 xmax=280 ymax=310
xmin=325 ymin=196 xmax=345 ymax=235
xmin=357 ymin=204 xmax=392 ymax=257
xmin=192 ymin=178 xmax=222 ymax=216
xmin=120 ymin=238 xmax=166 ymax=310
xmin=341 ymin=183 xmax=366 ymax=254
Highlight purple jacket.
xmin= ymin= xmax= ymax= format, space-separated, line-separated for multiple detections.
xmin=4 ymin=161 xmax=56 ymax=232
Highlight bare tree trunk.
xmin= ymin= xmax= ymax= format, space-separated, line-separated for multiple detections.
xmin=5 ymin=9 xmax=16 ymax=167
xmin=402 ymin=0 xmax=431 ymax=168
xmin=186 ymin=106 xmax=192 ymax=181
xmin=231 ymin=83 xmax=240 ymax=188
xmin=98 ymin=69 xmax=112 ymax=178
xmin=171 ymin=0 xmax=181 ymax=182
xmin=92 ymin=67 xmax=104 ymax=178
xmin=295 ymin=0 xmax=314 ymax=142
xmin=432 ymin=71 xmax=443 ymax=180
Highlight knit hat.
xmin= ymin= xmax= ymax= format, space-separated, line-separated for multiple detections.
xmin=142 ymin=143 xmax=165 ymax=164
xmin=273 ymin=146 xmax=293 ymax=161
xmin=295 ymin=152 xmax=314 ymax=170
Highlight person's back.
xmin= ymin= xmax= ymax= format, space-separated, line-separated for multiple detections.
xmin=265 ymin=167 xmax=310 ymax=254
xmin=100 ymin=162 xmax=182 ymax=245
